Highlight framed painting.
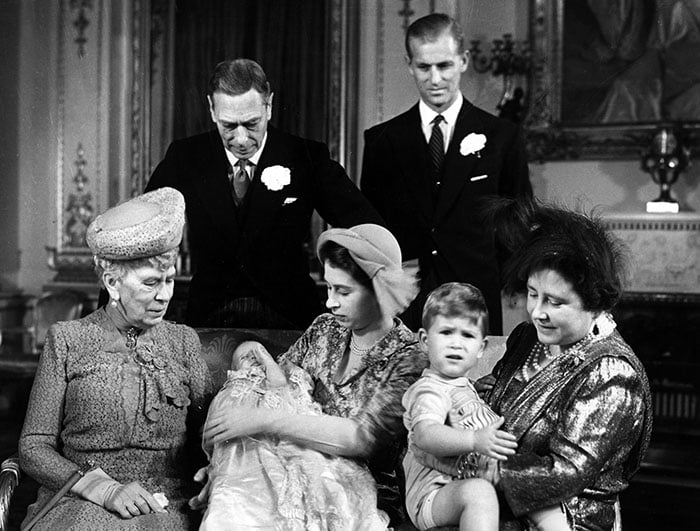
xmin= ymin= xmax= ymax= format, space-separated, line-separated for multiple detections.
xmin=525 ymin=0 xmax=700 ymax=161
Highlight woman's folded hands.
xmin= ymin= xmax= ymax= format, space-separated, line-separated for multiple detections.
xmin=103 ymin=481 xmax=168 ymax=518
xmin=71 ymin=467 xmax=167 ymax=518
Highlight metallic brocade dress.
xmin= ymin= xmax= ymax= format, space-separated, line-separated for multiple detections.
xmin=488 ymin=320 xmax=652 ymax=530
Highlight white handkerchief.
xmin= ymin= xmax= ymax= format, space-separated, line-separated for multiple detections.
xmin=470 ymin=174 xmax=488 ymax=182
xmin=283 ymin=197 xmax=298 ymax=205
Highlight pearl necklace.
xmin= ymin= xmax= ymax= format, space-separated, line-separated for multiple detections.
xmin=350 ymin=335 xmax=377 ymax=354
xmin=349 ymin=326 xmax=395 ymax=355
xmin=521 ymin=325 xmax=602 ymax=382
xmin=521 ymin=341 xmax=556 ymax=382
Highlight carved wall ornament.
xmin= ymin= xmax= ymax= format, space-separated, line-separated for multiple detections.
xmin=398 ymin=0 xmax=414 ymax=31
xmin=328 ymin=0 xmax=344 ymax=163
xmin=375 ymin=2 xmax=385 ymax=124
xmin=130 ymin=0 xmax=152 ymax=197
xmin=64 ymin=143 xmax=95 ymax=249
xmin=70 ymin=0 xmax=93 ymax=58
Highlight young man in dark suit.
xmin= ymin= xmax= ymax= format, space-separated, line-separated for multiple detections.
xmin=147 ymin=59 xmax=381 ymax=329
xmin=361 ymin=13 xmax=532 ymax=333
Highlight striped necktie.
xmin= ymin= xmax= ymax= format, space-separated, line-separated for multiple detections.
xmin=428 ymin=114 xmax=445 ymax=176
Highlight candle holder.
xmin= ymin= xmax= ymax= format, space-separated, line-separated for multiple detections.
xmin=469 ymin=34 xmax=531 ymax=123
xmin=641 ymin=126 xmax=690 ymax=213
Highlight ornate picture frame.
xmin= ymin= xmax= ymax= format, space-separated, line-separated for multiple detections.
xmin=525 ymin=0 xmax=700 ymax=162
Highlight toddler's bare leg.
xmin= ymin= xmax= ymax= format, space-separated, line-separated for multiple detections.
xmin=429 ymin=478 xmax=498 ymax=531
xmin=529 ymin=505 xmax=570 ymax=531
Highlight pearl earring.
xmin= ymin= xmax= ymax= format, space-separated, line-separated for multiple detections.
xmin=110 ymin=299 xmax=118 ymax=308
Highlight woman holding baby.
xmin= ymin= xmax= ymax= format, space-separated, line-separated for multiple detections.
xmin=203 ymin=223 xmax=428 ymax=526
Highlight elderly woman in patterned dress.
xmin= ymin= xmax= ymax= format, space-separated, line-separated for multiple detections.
xmin=203 ymin=223 xmax=429 ymax=526
xmin=19 ymin=187 xmax=212 ymax=530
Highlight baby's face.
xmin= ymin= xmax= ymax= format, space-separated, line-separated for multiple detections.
xmin=419 ymin=314 xmax=487 ymax=379
xmin=232 ymin=347 xmax=261 ymax=371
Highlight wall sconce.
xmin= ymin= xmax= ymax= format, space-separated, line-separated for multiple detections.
xmin=641 ymin=126 xmax=691 ymax=214
xmin=469 ymin=34 xmax=531 ymax=123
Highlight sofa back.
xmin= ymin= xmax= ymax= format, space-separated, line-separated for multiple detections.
xmin=471 ymin=335 xmax=507 ymax=380
xmin=196 ymin=327 xmax=507 ymax=390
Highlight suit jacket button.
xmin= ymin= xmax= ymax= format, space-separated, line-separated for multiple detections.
xmin=431 ymin=250 xmax=438 ymax=256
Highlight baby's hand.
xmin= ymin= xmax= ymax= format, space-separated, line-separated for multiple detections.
xmin=231 ymin=341 xmax=273 ymax=369
xmin=188 ymin=467 xmax=210 ymax=511
xmin=232 ymin=341 xmax=286 ymax=387
xmin=472 ymin=416 xmax=518 ymax=460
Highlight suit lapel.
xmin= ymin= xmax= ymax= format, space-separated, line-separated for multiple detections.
xmin=434 ymin=99 xmax=483 ymax=223
xmin=235 ymin=128 xmax=287 ymax=252
xmin=391 ymin=105 xmax=434 ymax=222
xmin=192 ymin=133 xmax=241 ymax=244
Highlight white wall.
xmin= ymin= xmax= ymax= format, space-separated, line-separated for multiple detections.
xmin=532 ymin=159 xmax=700 ymax=213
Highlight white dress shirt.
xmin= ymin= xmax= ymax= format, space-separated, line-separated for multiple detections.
xmin=418 ymin=96 xmax=463 ymax=153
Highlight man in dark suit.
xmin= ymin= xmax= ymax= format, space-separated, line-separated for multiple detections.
xmin=147 ymin=59 xmax=381 ymax=329
xmin=361 ymin=13 xmax=532 ymax=333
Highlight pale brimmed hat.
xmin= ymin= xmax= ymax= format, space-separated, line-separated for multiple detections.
xmin=316 ymin=223 xmax=419 ymax=319
xmin=86 ymin=187 xmax=185 ymax=260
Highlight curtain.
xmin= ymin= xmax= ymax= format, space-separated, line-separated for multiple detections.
xmin=173 ymin=0 xmax=328 ymax=142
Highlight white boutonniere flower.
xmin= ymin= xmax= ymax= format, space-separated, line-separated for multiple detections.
xmin=460 ymin=133 xmax=487 ymax=158
xmin=261 ymin=165 xmax=291 ymax=191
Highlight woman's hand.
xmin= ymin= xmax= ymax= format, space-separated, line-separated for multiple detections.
xmin=104 ymin=481 xmax=166 ymax=518
xmin=474 ymin=373 xmax=496 ymax=399
xmin=203 ymin=406 xmax=277 ymax=445
xmin=473 ymin=416 xmax=518 ymax=460
xmin=188 ymin=466 xmax=211 ymax=511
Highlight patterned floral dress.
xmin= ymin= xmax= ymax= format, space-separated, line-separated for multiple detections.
xmin=19 ymin=308 xmax=213 ymax=530
xmin=278 ymin=313 xmax=428 ymax=524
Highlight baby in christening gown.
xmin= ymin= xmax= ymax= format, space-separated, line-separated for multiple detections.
xmin=200 ymin=341 xmax=389 ymax=531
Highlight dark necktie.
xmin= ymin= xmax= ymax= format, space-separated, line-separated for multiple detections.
xmin=231 ymin=160 xmax=250 ymax=205
xmin=428 ymin=114 xmax=445 ymax=176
